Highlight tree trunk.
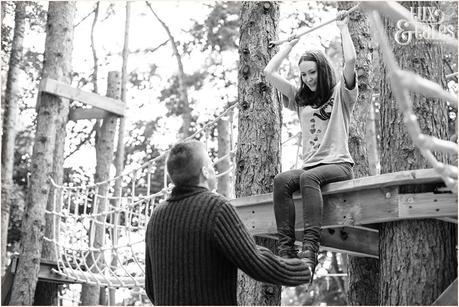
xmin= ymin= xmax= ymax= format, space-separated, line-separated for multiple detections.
xmin=235 ymin=2 xmax=281 ymax=305
xmin=80 ymin=71 xmax=120 ymax=306
xmin=337 ymin=2 xmax=380 ymax=305
xmin=1 ymin=1 xmax=26 ymax=277
xmin=378 ymin=2 xmax=457 ymax=304
xmin=216 ymin=114 xmax=232 ymax=197
xmin=8 ymin=2 xmax=75 ymax=305
xmin=147 ymin=2 xmax=192 ymax=138
xmin=109 ymin=3 xmax=130 ymax=304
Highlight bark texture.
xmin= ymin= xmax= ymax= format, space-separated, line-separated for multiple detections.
xmin=110 ymin=4 xmax=130 ymax=304
xmin=217 ymin=115 xmax=232 ymax=197
xmin=1 ymin=1 xmax=26 ymax=277
xmin=9 ymin=2 xmax=75 ymax=305
xmin=337 ymin=2 xmax=380 ymax=305
xmin=235 ymin=2 xmax=281 ymax=305
xmin=80 ymin=71 xmax=120 ymax=306
xmin=378 ymin=1 xmax=457 ymax=304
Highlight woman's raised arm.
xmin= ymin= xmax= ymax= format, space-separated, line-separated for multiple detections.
xmin=337 ymin=11 xmax=356 ymax=89
xmin=263 ymin=39 xmax=299 ymax=100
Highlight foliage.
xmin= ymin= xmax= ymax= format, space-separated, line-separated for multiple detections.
xmin=187 ymin=1 xmax=241 ymax=53
xmin=159 ymin=71 xmax=207 ymax=117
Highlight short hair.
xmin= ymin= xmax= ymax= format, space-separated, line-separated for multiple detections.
xmin=295 ymin=50 xmax=336 ymax=108
xmin=166 ymin=140 xmax=205 ymax=187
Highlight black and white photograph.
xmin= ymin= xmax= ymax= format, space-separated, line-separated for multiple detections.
xmin=1 ymin=1 xmax=457 ymax=305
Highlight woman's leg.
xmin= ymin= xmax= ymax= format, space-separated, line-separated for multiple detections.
xmin=273 ymin=169 xmax=304 ymax=258
xmin=299 ymin=163 xmax=353 ymax=264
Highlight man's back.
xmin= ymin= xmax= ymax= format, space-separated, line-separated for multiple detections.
xmin=145 ymin=185 xmax=312 ymax=305
xmin=145 ymin=186 xmax=238 ymax=305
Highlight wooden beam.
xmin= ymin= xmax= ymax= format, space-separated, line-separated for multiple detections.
xmin=232 ymin=169 xmax=445 ymax=207
xmin=39 ymin=78 xmax=125 ymax=117
xmin=321 ymin=168 xmax=446 ymax=195
xmin=398 ymin=193 xmax=458 ymax=219
xmin=69 ymin=108 xmax=111 ymax=121
xmin=432 ymin=278 xmax=458 ymax=305
xmin=301 ymin=226 xmax=379 ymax=258
xmin=233 ymin=186 xmax=401 ymax=234
xmin=436 ymin=217 xmax=458 ymax=224
xmin=259 ymin=226 xmax=379 ymax=258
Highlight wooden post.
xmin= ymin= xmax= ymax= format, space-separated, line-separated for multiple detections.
xmin=80 ymin=71 xmax=121 ymax=305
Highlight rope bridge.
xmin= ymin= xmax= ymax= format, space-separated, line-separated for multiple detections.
xmin=40 ymin=2 xmax=457 ymax=291
xmin=44 ymin=103 xmax=238 ymax=289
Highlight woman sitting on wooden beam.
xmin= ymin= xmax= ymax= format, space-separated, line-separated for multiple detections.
xmin=263 ymin=10 xmax=358 ymax=277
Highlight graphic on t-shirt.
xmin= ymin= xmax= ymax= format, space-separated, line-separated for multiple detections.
xmin=313 ymin=97 xmax=334 ymax=121
xmin=308 ymin=117 xmax=322 ymax=150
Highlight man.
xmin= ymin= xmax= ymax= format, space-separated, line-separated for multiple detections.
xmin=145 ymin=140 xmax=312 ymax=305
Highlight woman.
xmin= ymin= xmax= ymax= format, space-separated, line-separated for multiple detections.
xmin=263 ymin=11 xmax=357 ymax=272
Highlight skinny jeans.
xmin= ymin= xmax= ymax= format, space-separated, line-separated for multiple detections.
xmin=273 ymin=162 xmax=353 ymax=257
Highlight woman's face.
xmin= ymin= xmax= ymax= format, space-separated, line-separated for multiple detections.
xmin=299 ymin=60 xmax=318 ymax=92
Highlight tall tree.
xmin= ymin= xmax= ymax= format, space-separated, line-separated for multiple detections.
xmin=376 ymin=2 xmax=457 ymax=304
xmin=8 ymin=2 xmax=75 ymax=304
xmin=80 ymin=71 xmax=121 ymax=305
xmin=336 ymin=2 xmax=380 ymax=305
xmin=235 ymin=2 xmax=281 ymax=305
xmin=146 ymin=1 xmax=192 ymax=138
xmin=109 ymin=4 xmax=130 ymax=304
xmin=1 ymin=1 xmax=27 ymax=277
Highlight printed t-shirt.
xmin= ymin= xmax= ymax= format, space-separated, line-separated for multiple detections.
xmin=282 ymin=72 xmax=358 ymax=168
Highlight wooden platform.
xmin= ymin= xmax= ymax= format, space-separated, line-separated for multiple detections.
xmin=231 ymin=169 xmax=457 ymax=257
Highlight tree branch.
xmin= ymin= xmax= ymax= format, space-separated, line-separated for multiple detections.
xmin=145 ymin=1 xmax=191 ymax=137
xmin=64 ymin=124 xmax=96 ymax=160
xmin=74 ymin=5 xmax=96 ymax=28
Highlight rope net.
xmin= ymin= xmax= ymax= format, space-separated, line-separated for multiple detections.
xmin=42 ymin=1 xmax=457 ymax=291
xmin=44 ymin=103 xmax=239 ymax=289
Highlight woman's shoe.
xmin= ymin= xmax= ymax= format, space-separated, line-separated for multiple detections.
xmin=298 ymin=249 xmax=317 ymax=286
xmin=279 ymin=249 xmax=298 ymax=259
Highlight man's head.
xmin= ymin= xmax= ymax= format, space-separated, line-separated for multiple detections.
xmin=166 ymin=140 xmax=217 ymax=191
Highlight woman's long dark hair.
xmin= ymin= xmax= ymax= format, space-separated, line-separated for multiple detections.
xmin=294 ymin=50 xmax=336 ymax=108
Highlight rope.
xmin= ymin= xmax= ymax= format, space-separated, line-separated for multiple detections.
xmin=269 ymin=4 xmax=360 ymax=47
xmin=49 ymin=101 xmax=239 ymax=190
xmin=367 ymin=9 xmax=457 ymax=193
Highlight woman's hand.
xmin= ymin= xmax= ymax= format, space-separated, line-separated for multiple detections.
xmin=286 ymin=37 xmax=299 ymax=48
xmin=336 ymin=10 xmax=349 ymax=30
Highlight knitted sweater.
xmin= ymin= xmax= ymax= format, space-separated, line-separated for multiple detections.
xmin=145 ymin=185 xmax=311 ymax=305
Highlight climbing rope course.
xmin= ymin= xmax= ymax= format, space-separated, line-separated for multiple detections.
xmin=37 ymin=2 xmax=457 ymax=303
xmin=44 ymin=102 xmax=241 ymax=291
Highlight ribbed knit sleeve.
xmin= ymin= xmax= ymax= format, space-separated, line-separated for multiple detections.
xmin=213 ymin=201 xmax=311 ymax=286
xmin=144 ymin=243 xmax=154 ymax=304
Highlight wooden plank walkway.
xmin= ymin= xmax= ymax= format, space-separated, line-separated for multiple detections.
xmin=231 ymin=169 xmax=457 ymax=234
xmin=231 ymin=169 xmax=457 ymax=257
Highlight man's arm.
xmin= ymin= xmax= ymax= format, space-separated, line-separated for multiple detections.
xmin=145 ymin=236 xmax=155 ymax=304
xmin=213 ymin=201 xmax=312 ymax=286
